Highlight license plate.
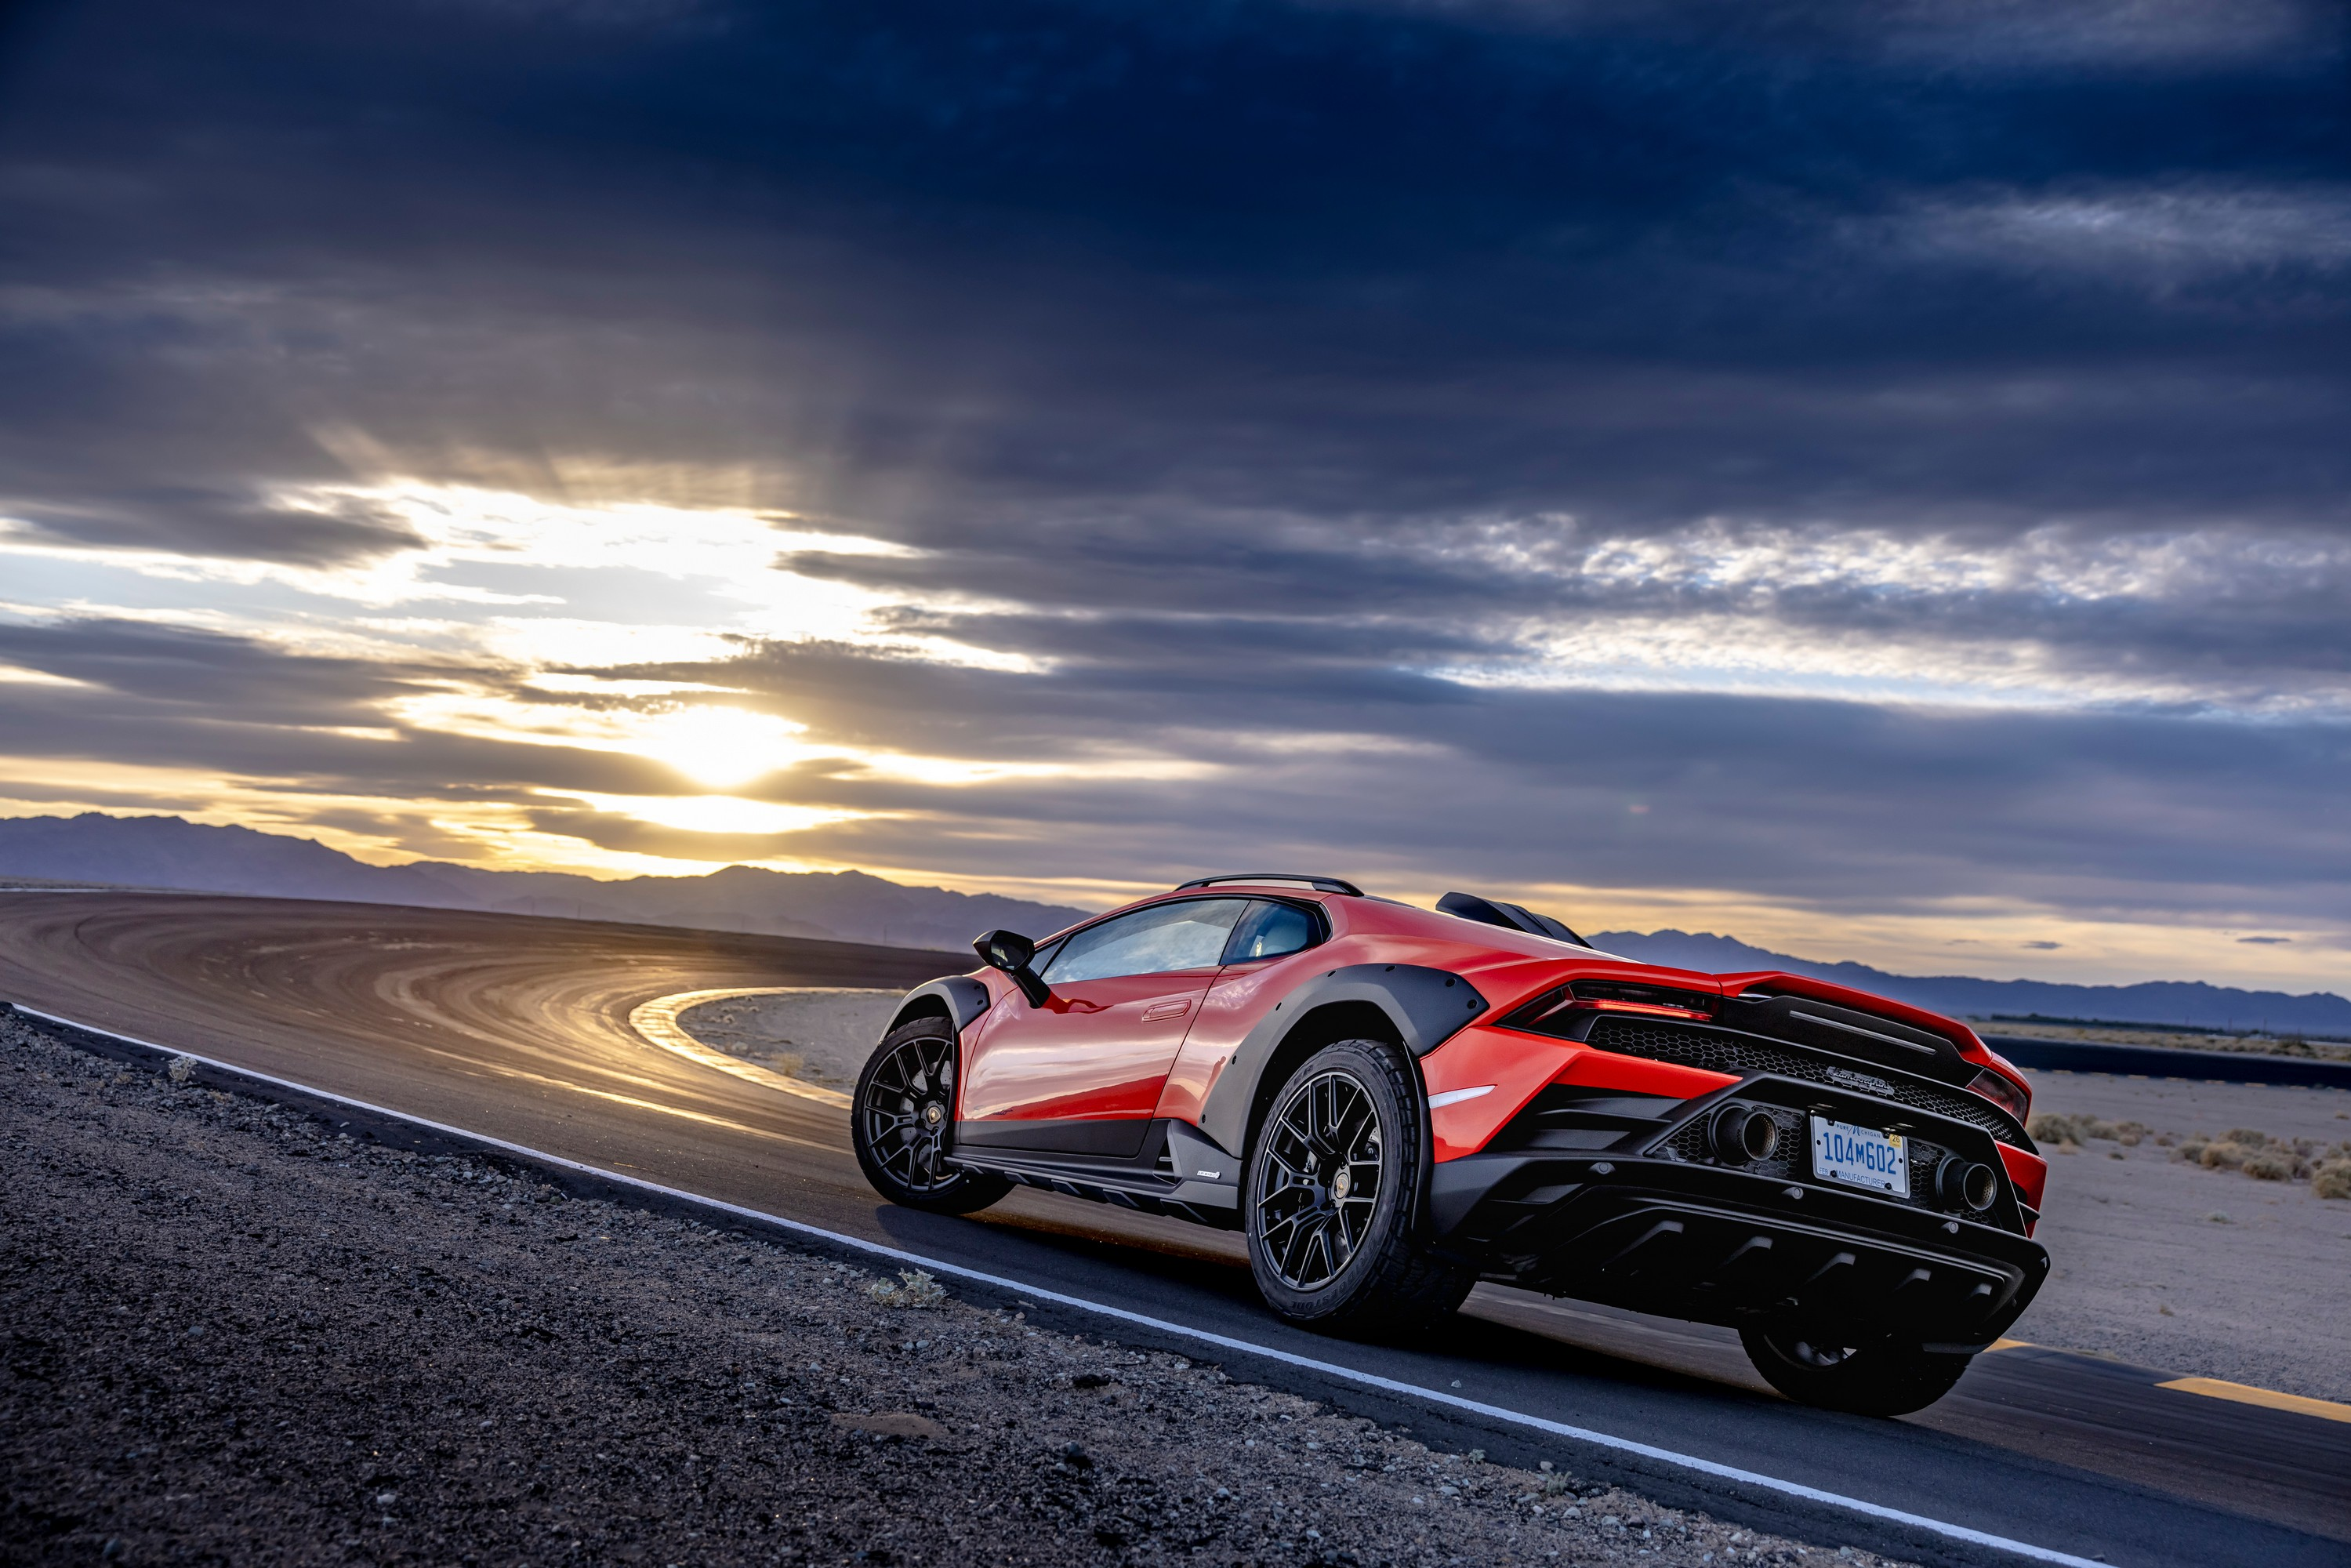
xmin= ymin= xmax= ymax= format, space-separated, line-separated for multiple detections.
xmin=1810 ymin=1116 xmax=1909 ymax=1197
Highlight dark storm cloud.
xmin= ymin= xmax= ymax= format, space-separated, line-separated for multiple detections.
xmin=2 ymin=0 xmax=2348 ymax=935
xmin=660 ymin=641 xmax=2351 ymax=922
xmin=6 ymin=0 xmax=2348 ymax=539
xmin=0 ymin=615 xmax=681 ymax=797
xmin=0 ymin=618 xmax=425 ymax=717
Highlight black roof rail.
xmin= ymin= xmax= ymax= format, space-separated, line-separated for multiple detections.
xmin=1176 ymin=872 xmax=1364 ymax=896
xmin=1437 ymin=891 xmax=1595 ymax=949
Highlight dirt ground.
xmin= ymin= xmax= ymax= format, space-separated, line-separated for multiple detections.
xmin=674 ymin=990 xmax=898 ymax=1087
xmin=1 ymin=1011 xmax=1903 ymax=1568
xmin=2016 ymin=1070 xmax=2351 ymax=1400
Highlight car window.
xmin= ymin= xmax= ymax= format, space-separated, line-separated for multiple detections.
xmin=1223 ymin=900 xmax=1319 ymax=964
xmin=1040 ymin=899 xmax=1249 ymax=985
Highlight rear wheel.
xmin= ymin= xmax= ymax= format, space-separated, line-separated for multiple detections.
xmin=1244 ymin=1040 xmax=1472 ymax=1334
xmin=852 ymin=1018 xmax=1012 ymax=1215
xmin=1739 ymin=1327 xmax=1973 ymax=1416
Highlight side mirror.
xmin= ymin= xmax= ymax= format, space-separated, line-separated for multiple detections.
xmin=972 ymin=928 xmax=1050 ymax=1007
xmin=974 ymin=929 xmax=1034 ymax=971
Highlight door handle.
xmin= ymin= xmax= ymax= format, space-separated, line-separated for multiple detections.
xmin=1141 ymin=999 xmax=1192 ymax=1022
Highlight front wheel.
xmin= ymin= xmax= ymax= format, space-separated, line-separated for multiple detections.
xmin=851 ymin=1018 xmax=1012 ymax=1215
xmin=1739 ymin=1327 xmax=1973 ymax=1416
xmin=1244 ymin=1039 xmax=1472 ymax=1334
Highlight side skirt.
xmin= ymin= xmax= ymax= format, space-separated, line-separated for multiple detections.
xmin=948 ymin=1117 xmax=1243 ymax=1232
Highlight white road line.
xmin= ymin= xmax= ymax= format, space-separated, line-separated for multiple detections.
xmin=15 ymin=1003 xmax=2102 ymax=1568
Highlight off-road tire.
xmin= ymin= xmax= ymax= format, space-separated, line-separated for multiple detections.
xmin=852 ymin=1017 xmax=1013 ymax=1216
xmin=1244 ymin=1039 xmax=1473 ymax=1334
xmin=1739 ymin=1327 xmax=1974 ymax=1416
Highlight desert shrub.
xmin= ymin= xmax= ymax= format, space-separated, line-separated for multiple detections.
xmin=2313 ymin=1163 xmax=2351 ymax=1201
xmin=2200 ymin=1142 xmax=2246 ymax=1170
xmin=2242 ymin=1151 xmax=2296 ymax=1181
xmin=2222 ymin=1127 xmax=2269 ymax=1147
xmin=2026 ymin=1113 xmax=2074 ymax=1144
xmin=2175 ymin=1138 xmax=2208 ymax=1163
xmin=2030 ymin=1112 xmax=2136 ymax=1146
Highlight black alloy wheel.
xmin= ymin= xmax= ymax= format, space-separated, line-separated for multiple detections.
xmin=1738 ymin=1326 xmax=1975 ymax=1416
xmin=1243 ymin=1040 xmax=1472 ymax=1334
xmin=851 ymin=1018 xmax=1011 ymax=1215
xmin=1256 ymin=1068 xmax=1385 ymax=1290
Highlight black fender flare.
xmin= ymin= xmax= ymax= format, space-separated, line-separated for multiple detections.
xmin=1196 ymin=963 xmax=1489 ymax=1160
xmin=884 ymin=975 xmax=996 ymax=1040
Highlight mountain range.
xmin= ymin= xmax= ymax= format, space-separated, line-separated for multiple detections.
xmin=3 ymin=812 xmax=2346 ymax=1036
xmin=0 ymin=812 xmax=1088 ymax=955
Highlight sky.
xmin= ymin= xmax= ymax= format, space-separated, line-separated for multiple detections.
xmin=0 ymin=0 xmax=2346 ymax=990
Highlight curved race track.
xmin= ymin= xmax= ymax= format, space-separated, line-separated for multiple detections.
xmin=2 ymin=891 xmax=2345 ymax=1568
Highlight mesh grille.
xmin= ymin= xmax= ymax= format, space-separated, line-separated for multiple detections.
xmin=1587 ymin=1017 xmax=2027 ymax=1149
xmin=1659 ymin=1109 xmax=1801 ymax=1182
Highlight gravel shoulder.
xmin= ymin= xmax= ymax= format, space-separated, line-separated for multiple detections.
xmin=1 ymin=1011 xmax=1899 ymax=1568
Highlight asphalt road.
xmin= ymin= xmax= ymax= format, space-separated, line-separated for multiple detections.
xmin=2 ymin=891 xmax=2345 ymax=1568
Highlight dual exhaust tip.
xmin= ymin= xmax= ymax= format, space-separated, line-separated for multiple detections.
xmin=1936 ymin=1156 xmax=2001 ymax=1213
xmin=1707 ymin=1102 xmax=1999 ymax=1213
xmin=1709 ymin=1104 xmax=1782 ymax=1164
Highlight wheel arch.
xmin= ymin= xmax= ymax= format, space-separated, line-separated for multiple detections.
xmin=884 ymin=975 xmax=994 ymax=1039
xmin=1239 ymin=1000 xmax=1402 ymax=1170
xmin=1201 ymin=964 xmax=1489 ymax=1166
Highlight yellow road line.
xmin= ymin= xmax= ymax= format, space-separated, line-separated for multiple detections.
xmin=2157 ymin=1377 xmax=2351 ymax=1425
xmin=1989 ymin=1338 xmax=2034 ymax=1351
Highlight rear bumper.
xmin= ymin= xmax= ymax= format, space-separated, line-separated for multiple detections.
xmin=1429 ymin=1086 xmax=2052 ymax=1347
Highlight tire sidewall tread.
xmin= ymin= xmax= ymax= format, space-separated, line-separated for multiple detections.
xmin=1244 ymin=1037 xmax=1471 ymax=1334
xmin=851 ymin=1016 xmax=1012 ymax=1217
xmin=1738 ymin=1327 xmax=1973 ymax=1416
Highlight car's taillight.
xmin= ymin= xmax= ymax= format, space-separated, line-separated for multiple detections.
xmin=1570 ymin=997 xmax=1714 ymax=1020
xmin=1562 ymin=979 xmax=1718 ymax=1020
xmin=1967 ymin=1066 xmax=2030 ymax=1123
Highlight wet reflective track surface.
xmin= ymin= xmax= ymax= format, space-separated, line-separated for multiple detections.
xmin=2 ymin=893 xmax=2344 ymax=1568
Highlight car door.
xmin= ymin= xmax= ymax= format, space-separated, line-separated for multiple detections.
xmin=1153 ymin=898 xmax=1327 ymax=1129
xmin=957 ymin=898 xmax=1250 ymax=1158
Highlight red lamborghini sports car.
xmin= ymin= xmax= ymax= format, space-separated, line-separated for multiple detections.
xmin=850 ymin=874 xmax=2048 ymax=1415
